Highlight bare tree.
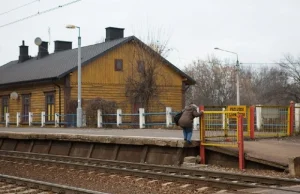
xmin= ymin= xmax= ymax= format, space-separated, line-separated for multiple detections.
xmin=132 ymin=25 xmax=173 ymax=57
xmin=184 ymin=56 xmax=292 ymax=106
xmin=125 ymin=39 xmax=168 ymax=113
xmin=184 ymin=56 xmax=236 ymax=106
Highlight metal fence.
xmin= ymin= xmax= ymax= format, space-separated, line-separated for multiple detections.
xmin=200 ymin=111 xmax=239 ymax=147
xmin=200 ymin=111 xmax=245 ymax=169
xmin=253 ymin=105 xmax=290 ymax=137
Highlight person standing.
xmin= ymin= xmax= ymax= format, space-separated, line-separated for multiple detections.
xmin=178 ymin=103 xmax=203 ymax=144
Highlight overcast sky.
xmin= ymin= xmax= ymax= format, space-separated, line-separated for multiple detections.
xmin=0 ymin=0 xmax=299 ymax=70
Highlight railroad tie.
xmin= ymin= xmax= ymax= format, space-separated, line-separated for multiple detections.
xmin=162 ymin=182 xmax=173 ymax=187
xmin=196 ymin=187 xmax=209 ymax=192
xmin=179 ymin=184 xmax=191 ymax=188
xmin=215 ymin=190 xmax=228 ymax=193
xmin=147 ymin=180 xmax=158 ymax=184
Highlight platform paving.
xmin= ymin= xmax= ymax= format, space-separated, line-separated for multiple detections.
xmin=0 ymin=127 xmax=299 ymax=168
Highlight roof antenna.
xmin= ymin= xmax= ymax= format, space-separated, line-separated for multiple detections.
xmin=48 ymin=27 xmax=51 ymax=45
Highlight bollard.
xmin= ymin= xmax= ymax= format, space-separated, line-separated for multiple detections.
xmin=97 ymin=109 xmax=102 ymax=128
xmin=117 ymin=109 xmax=122 ymax=127
xmin=16 ymin=112 xmax=20 ymax=127
xmin=166 ymin=107 xmax=172 ymax=128
xmin=256 ymin=105 xmax=262 ymax=131
xmin=54 ymin=113 xmax=59 ymax=127
xmin=28 ymin=112 xmax=33 ymax=126
xmin=5 ymin=113 xmax=9 ymax=127
xmin=139 ymin=108 xmax=145 ymax=129
xmin=193 ymin=107 xmax=200 ymax=130
xmin=41 ymin=111 xmax=45 ymax=127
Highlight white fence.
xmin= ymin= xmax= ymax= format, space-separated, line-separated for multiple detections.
xmin=1 ymin=107 xmax=201 ymax=130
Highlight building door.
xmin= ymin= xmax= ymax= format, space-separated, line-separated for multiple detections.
xmin=45 ymin=93 xmax=55 ymax=122
xmin=22 ymin=95 xmax=31 ymax=122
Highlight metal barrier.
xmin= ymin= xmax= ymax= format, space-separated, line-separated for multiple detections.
xmin=200 ymin=111 xmax=239 ymax=147
xmin=252 ymin=105 xmax=290 ymax=137
xmin=200 ymin=111 xmax=244 ymax=170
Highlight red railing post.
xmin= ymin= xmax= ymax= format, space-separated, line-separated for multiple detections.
xmin=289 ymin=101 xmax=295 ymax=136
xmin=199 ymin=105 xmax=205 ymax=164
xmin=238 ymin=114 xmax=245 ymax=170
xmin=249 ymin=106 xmax=255 ymax=139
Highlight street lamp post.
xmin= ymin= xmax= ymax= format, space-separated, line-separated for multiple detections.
xmin=66 ymin=24 xmax=82 ymax=127
xmin=214 ymin=48 xmax=240 ymax=105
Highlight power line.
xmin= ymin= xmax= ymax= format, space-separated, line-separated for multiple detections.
xmin=0 ymin=0 xmax=40 ymax=17
xmin=0 ymin=0 xmax=82 ymax=29
xmin=241 ymin=63 xmax=299 ymax=65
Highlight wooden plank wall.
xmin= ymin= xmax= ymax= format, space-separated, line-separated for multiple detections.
xmin=0 ymin=81 xmax=65 ymax=126
xmin=70 ymin=42 xmax=184 ymax=116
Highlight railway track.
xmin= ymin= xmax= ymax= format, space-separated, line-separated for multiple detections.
xmin=0 ymin=150 xmax=299 ymax=193
xmin=0 ymin=173 xmax=108 ymax=194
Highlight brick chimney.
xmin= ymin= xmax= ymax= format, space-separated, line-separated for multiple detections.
xmin=105 ymin=27 xmax=124 ymax=42
xmin=37 ymin=41 xmax=49 ymax=59
xmin=54 ymin=40 xmax=72 ymax=52
xmin=18 ymin=40 xmax=30 ymax=63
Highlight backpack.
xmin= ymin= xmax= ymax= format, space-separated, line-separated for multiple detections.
xmin=174 ymin=109 xmax=184 ymax=126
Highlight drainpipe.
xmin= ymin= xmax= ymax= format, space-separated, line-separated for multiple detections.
xmin=53 ymin=82 xmax=61 ymax=126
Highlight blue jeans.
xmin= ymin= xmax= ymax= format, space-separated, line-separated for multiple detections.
xmin=183 ymin=127 xmax=193 ymax=143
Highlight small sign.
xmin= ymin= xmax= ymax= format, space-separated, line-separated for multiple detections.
xmin=227 ymin=106 xmax=246 ymax=118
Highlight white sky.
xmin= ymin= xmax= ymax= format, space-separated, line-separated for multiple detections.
xmin=0 ymin=0 xmax=299 ymax=70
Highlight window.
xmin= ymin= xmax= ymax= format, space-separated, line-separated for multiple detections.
xmin=115 ymin=59 xmax=123 ymax=71
xmin=45 ymin=93 xmax=55 ymax=121
xmin=2 ymin=96 xmax=9 ymax=121
xmin=137 ymin=60 xmax=145 ymax=73
xmin=22 ymin=95 xmax=31 ymax=122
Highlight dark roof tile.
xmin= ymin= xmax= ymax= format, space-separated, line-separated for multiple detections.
xmin=0 ymin=36 xmax=195 ymax=85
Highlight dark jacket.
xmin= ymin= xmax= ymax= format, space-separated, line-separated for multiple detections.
xmin=178 ymin=104 xmax=203 ymax=128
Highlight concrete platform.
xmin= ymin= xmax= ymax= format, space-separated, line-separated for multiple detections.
xmin=0 ymin=128 xmax=299 ymax=172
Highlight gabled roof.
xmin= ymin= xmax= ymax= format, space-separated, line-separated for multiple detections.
xmin=0 ymin=36 xmax=195 ymax=86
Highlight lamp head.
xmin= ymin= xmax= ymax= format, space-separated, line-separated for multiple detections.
xmin=66 ymin=24 xmax=76 ymax=29
xmin=214 ymin=47 xmax=219 ymax=50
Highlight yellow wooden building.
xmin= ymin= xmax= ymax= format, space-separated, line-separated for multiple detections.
xmin=0 ymin=27 xmax=195 ymax=127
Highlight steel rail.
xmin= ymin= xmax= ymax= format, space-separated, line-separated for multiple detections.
xmin=0 ymin=174 xmax=108 ymax=194
xmin=0 ymin=150 xmax=299 ymax=193
xmin=0 ymin=150 xmax=298 ymax=186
